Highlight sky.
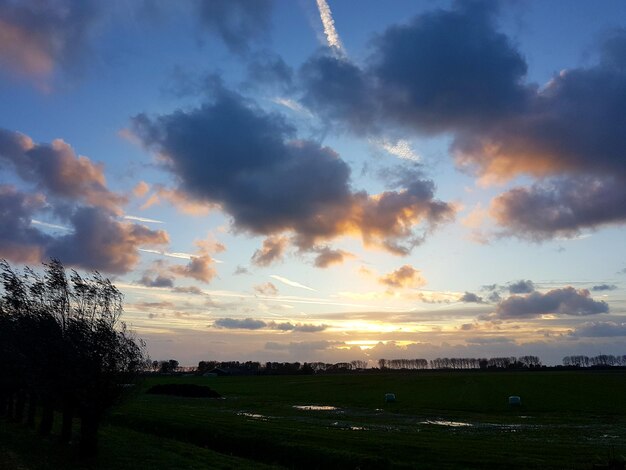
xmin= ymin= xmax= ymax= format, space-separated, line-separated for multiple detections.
xmin=1 ymin=0 xmax=626 ymax=366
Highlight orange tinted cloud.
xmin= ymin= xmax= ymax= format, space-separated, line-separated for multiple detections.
xmin=379 ymin=265 xmax=426 ymax=289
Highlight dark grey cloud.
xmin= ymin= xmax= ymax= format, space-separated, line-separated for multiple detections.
xmin=299 ymin=2 xmax=526 ymax=135
xmin=0 ymin=0 xmax=99 ymax=79
xmin=48 ymin=206 xmax=169 ymax=274
xmin=194 ymin=0 xmax=272 ymax=55
xmin=496 ymin=287 xmax=608 ymax=319
xmin=300 ymin=53 xmax=377 ymax=134
xmin=0 ymin=185 xmax=168 ymax=273
xmin=0 ymin=185 xmax=50 ymax=263
xmin=455 ymin=30 xmax=626 ymax=182
xmin=369 ymin=1 xmax=527 ymax=134
xmin=133 ymin=87 xmax=454 ymax=256
xmin=138 ymin=273 xmax=175 ymax=288
xmin=591 ymin=284 xmax=618 ymax=292
xmin=267 ymin=322 xmax=328 ymax=333
xmin=508 ymin=279 xmax=535 ymax=294
xmin=573 ymin=321 xmax=626 ymax=337
xmin=212 ymin=317 xmax=327 ymax=333
xmin=491 ymin=176 xmax=626 ymax=240
xmin=214 ymin=317 xmax=266 ymax=330
xmin=297 ymin=4 xmax=626 ymax=240
xmin=459 ymin=292 xmax=484 ymax=303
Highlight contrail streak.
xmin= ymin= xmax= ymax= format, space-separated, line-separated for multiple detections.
xmin=316 ymin=0 xmax=343 ymax=53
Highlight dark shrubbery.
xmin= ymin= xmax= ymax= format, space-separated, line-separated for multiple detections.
xmin=146 ymin=383 xmax=222 ymax=398
xmin=0 ymin=258 xmax=146 ymax=457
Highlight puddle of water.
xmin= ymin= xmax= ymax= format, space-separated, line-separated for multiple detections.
xmin=421 ymin=420 xmax=473 ymax=428
xmin=329 ymin=421 xmax=368 ymax=431
xmin=293 ymin=405 xmax=340 ymax=411
xmin=237 ymin=412 xmax=271 ymax=421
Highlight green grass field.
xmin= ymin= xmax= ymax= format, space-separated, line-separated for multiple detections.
xmin=2 ymin=370 xmax=625 ymax=469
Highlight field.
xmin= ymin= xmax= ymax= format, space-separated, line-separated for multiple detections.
xmin=1 ymin=370 xmax=625 ymax=469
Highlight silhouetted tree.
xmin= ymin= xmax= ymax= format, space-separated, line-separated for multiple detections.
xmin=0 ymin=259 xmax=146 ymax=458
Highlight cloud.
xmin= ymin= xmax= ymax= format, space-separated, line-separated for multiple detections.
xmin=270 ymin=274 xmax=316 ymax=292
xmin=214 ymin=317 xmax=267 ymax=330
xmin=379 ymin=265 xmax=426 ymax=289
xmin=123 ymin=215 xmax=164 ymax=224
xmin=0 ymin=0 xmax=99 ymax=82
xmin=370 ymin=1 xmax=526 ymax=134
xmin=140 ymin=185 xmax=213 ymax=216
xmin=212 ymin=317 xmax=327 ymax=333
xmin=313 ymin=246 xmax=352 ymax=268
xmin=234 ymin=265 xmax=250 ymax=275
xmin=47 ymin=206 xmax=169 ymax=273
xmin=573 ymin=321 xmax=626 ymax=337
xmin=267 ymin=321 xmax=328 ymax=333
xmin=459 ymin=292 xmax=484 ymax=303
xmin=465 ymin=336 xmax=515 ymax=345
xmin=133 ymin=181 xmax=150 ymax=198
xmin=265 ymin=340 xmax=343 ymax=352
xmin=194 ymin=0 xmax=272 ymax=55
xmin=251 ymin=236 xmax=288 ymax=266
xmin=454 ymin=33 xmax=626 ymax=183
xmin=172 ymin=286 xmax=206 ymax=296
xmin=0 ymin=198 xmax=167 ymax=273
xmin=170 ymin=255 xmax=216 ymax=283
xmin=300 ymin=53 xmax=376 ymax=134
xmin=137 ymin=273 xmax=175 ymax=288
xmin=454 ymin=30 xmax=626 ymax=237
xmin=495 ymin=287 xmax=609 ymax=319
xmin=300 ymin=2 xmax=526 ymax=135
xmin=372 ymin=138 xmax=420 ymax=162
xmin=0 ymin=185 xmax=49 ymax=262
xmin=0 ymin=128 xmax=126 ymax=212
xmin=315 ymin=0 xmax=344 ymax=52
xmin=490 ymin=176 xmax=626 ymax=240
xmin=298 ymin=6 xmax=626 ymax=239
xmin=508 ymin=280 xmax=535 ymax=294
xmin=591 ymin=284 xmax=618 ymax=292
xmin=246 ymin=54 xmax=293 ymax=92
xmin=254 ymin=282 xmax=278 ymax=296
xmin=133 ymin=87 xmax=454 ymax=256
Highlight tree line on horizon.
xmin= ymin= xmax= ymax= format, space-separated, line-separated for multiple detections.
xmin=0 ymin=259 xmax=146 ymax=457
xmin=151 ymin=353 xmax=626 ymax=375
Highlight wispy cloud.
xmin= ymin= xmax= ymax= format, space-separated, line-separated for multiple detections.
xmin=139 ymin=248 xmax=224 ymax=263
xmin=271 ymin=97 xmax=313 ymax=116
xmin=270 ymin=274 xmax=316 ymax=291
xmin=372 ymin=138 xmax=420 ymax=161
xmin=316 ymin=0 xmax=344 ymax=53
xmin=123 ymin=215 xmax=164 ymax=224
xmin=30 ymin=219 xmax=71 ymax=231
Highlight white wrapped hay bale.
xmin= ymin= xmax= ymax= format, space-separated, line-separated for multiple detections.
xmin=508 ymin=395 xmax=521 ymax=406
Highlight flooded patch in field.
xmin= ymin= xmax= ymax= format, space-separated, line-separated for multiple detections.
xmin=330 ymin=421 xmax=368 ymax=431
xmin=293 ymin=405 xmax=340 ymax=411
xmin=236 ymin=412 xmax=272 ymax=421
xmin=421 ymin=420 xmax=473 ymax=428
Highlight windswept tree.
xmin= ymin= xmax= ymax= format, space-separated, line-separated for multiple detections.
xmin=0 ymin=259 xmax=146 ymax=457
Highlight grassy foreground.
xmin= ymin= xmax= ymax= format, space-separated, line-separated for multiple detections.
xmin=2 ymin=370 xmax=625 ymax=469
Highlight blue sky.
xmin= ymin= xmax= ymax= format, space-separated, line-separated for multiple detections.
xmin=1 ymin=0 xmax=625 ymax=365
